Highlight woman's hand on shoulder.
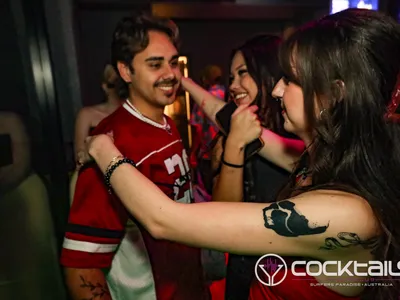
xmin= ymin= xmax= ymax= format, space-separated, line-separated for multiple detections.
xmin=76 ymin=131 xmax=114 ymax=168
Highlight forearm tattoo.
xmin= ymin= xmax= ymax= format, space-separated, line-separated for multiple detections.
xmin=79 ymin=276 xmax=110 ymax=300
xmin=263 ymin=200 xmax=329 ymax=237
xmin=319 ymin=232 xmax=379 ymax=251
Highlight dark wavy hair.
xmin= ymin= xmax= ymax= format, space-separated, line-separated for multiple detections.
xmin=110 ymin=13 xmax=180 ymax=98
xmin=229 ymin=34 xmax=285 ymax=135
xmin=219 ymin=35 xmax=289 ymax=202
xmin=279 ymin=9 xmax=400 ymax=300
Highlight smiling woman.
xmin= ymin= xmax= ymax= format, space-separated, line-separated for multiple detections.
xmin=203 ymin=34 xmax=302 ymax=300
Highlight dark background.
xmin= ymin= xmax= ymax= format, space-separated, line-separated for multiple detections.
xmin=1 ymin=0 xmax=399 ymax=298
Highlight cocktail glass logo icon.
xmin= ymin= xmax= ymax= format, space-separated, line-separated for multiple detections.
xmin=255 ymin=254 xmax=288 ymax=286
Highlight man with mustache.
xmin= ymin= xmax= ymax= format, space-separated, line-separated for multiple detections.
xmin=60 ymin=14 xmax=209 ymax=300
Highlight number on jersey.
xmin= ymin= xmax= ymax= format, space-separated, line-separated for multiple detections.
xmin=164 ymin=149 xmax=193 ymax=203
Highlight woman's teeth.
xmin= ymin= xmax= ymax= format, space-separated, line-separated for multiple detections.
xmin=235 ymin=93 xmax=247 ymax=100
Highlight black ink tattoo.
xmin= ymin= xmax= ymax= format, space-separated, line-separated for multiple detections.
xmin=262 ymin=201 xmax=329 ymax=237
xmin=79 ymin=276 xmax=110 ymax=300
xmin=319 ymin=232 xmax=379 ymax=251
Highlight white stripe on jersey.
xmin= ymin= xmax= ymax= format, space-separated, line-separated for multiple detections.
xmin=63 ymin=238 xmax=119 ymax=253
xmin=136 ymin=140 xmax=182 ymax=166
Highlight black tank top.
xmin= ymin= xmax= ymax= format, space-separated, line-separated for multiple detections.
xmin=225 ymin=153 xmax=290 ymax=300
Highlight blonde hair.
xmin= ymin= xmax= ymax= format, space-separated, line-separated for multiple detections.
xmin=102 ymin=64 xmax=118 ymax=84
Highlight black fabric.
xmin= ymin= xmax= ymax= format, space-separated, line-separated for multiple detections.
xmin=225 ymin=155 xmax=289 ymax=300
xmin=197 ymin=157 xmax=213 ymax=194
xmin=0 ymin=134 xmax=12 ymax=167
xmin=66 ymin=223 xmax=125 ymax=239
xmin=225 ymin=255 xmax=259 ymax=300
xmin=211 ymin=132 xmax=293 ymax=299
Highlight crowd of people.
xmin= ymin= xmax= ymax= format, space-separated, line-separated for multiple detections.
xmin=63 ymin=8 xmax=400 ymax=300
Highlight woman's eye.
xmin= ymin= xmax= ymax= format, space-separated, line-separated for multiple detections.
xmin=238 ymin=69 xmax=248 ymax=76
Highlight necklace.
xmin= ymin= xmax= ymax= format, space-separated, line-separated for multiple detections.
xmin=125 ymin=99 xmax=172 ymax=135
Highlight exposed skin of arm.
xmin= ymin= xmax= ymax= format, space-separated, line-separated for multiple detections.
xmin=182 ymin=77 xmax=225 ymax=126
xmin=88 ymin=135 xmax=379 ymax=262
xmin=74 ymin=108 xmax=94 ymax=165
xmin=258 ymin=129 xmax=305 ymax=172
xmin=211 ymin=104 xmax=261 ymax=202
xmin=64 ymin=268 xmax=111 ymax=300
xmin=211 ymin=136 xmax=244 ymax=202
xmin=181 ymin=77 xmax=304 ymax=172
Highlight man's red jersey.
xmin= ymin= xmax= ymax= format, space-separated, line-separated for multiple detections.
xmin=61 ymin=101 xmax=208 ymax=300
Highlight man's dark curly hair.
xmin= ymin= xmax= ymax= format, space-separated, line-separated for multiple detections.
xmin=111 ymin=13 xmax=180 ymax=74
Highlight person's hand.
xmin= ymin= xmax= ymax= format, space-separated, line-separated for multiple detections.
xmin=227 ymin=104 xmax=262 ymax=148
xmin=76 ymin=131 xmax=114 ymax=168
xmin=75 ymin=150 xmax=89 ymax=171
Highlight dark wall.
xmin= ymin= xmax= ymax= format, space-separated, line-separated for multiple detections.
xmin=1 ymin=0 xmax=70 ymax=298
xmin=76 ymin=9 xmax=123 ymax=106
xmin=76 ymin=10 xmax=285 ymax=106
xmin=176 ymin=19 xmax=283 ymax=83
xmin=0 ymin=0 xmax=29 ymax=115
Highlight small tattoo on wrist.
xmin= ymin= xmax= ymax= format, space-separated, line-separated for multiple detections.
xmin=201 ymin=98 xmax=206 ymax=108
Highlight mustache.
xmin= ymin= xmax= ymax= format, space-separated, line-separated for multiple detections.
xmin=154 ymin=78 xmax=178 ymax=87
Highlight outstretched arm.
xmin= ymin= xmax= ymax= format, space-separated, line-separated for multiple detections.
xmin=258 ymin=130 xmax=305 ymax=172
xmin=89 ymin=135 xmax=378 ymax=260
xmin=182 ymin=77 xmax=304 ymax=172
xmin=182 ymin=77 xmax=225 ymax=125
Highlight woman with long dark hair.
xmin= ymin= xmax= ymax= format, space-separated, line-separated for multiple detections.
xmin=83 ymin=9 xmax=400 ymax=300
xmin=209 ymin=34 xmax=299 ymax=299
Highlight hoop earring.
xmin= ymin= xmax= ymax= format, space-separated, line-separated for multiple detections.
xmin=320 ymin=109 xmax=326 ymax=117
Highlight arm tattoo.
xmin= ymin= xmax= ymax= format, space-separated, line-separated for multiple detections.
xmin=319 ymin=232 xmax=379 ymax=251
xmin=79 ymin=276 xmax=110 ymax=300
xmin=262 ymin=200 xmax=329 ymax=237
xmin=201 ymin=97 xmax=206 ymax=108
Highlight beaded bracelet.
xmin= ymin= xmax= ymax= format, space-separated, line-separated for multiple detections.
xmin=104 ymin=157 xmax=136 ymax=194
xmin=105 ymin=155 xmax=124 ymax=175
